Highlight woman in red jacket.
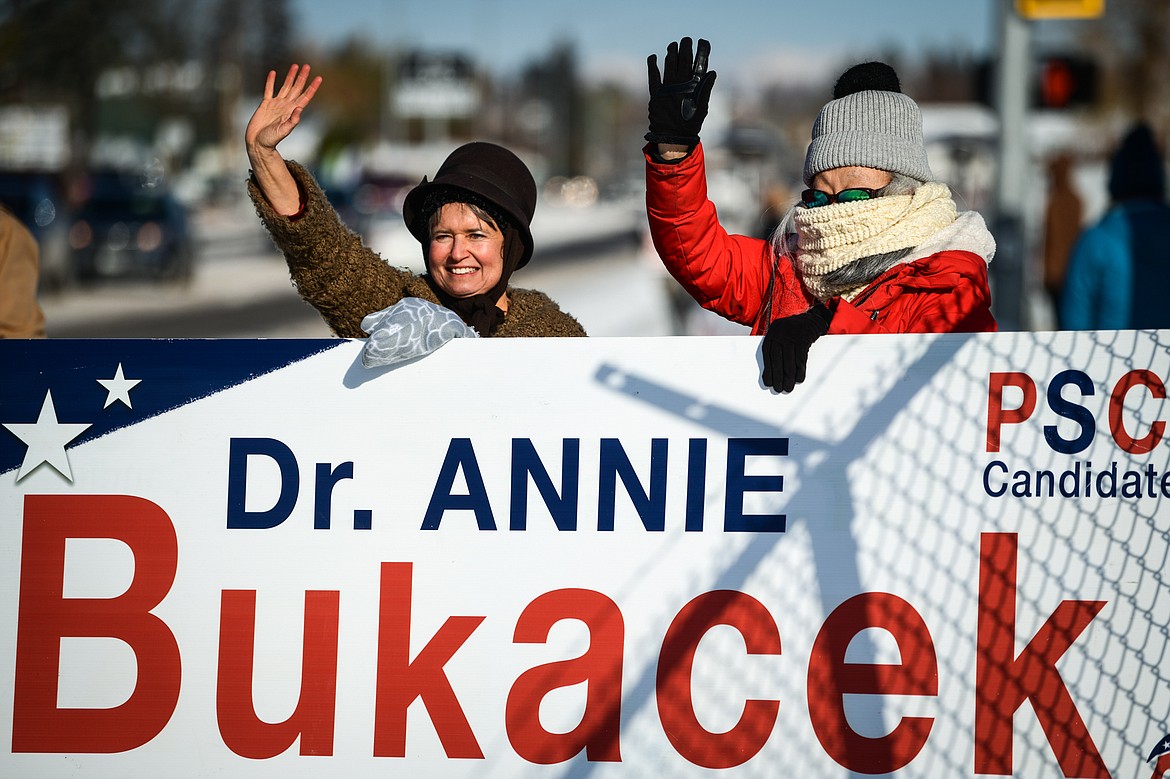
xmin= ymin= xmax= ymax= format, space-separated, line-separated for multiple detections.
xmin=644 ymin=38 xmax=997 ymax=392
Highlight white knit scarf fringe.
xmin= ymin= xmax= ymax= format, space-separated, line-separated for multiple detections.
xmin=793 ymin=181 xmax=958 ymax=301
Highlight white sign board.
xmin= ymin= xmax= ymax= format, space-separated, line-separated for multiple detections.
xmin=2 ymin=332 xmax=1169 ymax=777
xmin=394 ymin=53 xmax=480 ymax=119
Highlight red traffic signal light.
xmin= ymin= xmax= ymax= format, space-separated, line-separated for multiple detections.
xmin=1036 ymin=55 xmax=1098 ymax=109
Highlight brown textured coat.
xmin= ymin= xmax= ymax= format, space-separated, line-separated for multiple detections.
xmin=248 ymin=161 xmax=586 ymax=338
xmin=0 ymin=206 xmax=45 ymax=338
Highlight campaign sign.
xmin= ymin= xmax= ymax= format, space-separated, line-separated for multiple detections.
xmin=1 ymin=331 xmax=1169 ymax=778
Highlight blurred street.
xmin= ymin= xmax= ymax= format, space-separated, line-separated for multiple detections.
xmin=37 ymin=197 xmax=740 ymax=339
xmin=13 ymin=2 xmax=1152 ymax=340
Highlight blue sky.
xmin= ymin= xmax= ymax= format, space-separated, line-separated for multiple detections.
xmin=289 ymin=0 xmax=1013 ymax=90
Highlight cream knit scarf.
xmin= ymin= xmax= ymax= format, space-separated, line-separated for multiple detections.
xmin=793 ymin=181 xmax=958 ymax=301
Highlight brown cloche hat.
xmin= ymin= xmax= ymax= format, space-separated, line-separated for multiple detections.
xmin=402 ymin=141 xmax=538 ymax=268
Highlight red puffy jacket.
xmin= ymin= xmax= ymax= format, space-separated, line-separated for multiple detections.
xmin=645 ymin=143 xmax=998 ymax=336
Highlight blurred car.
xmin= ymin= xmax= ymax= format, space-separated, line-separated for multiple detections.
xmin=69 ymin=170 xmax=193 ymax=284
xmin=341 ymin=171 xmax=421 ymax=273
xmin=0 ymin=169 xmax=74 ymax=291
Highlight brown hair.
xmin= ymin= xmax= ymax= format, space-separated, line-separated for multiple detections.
xmin=425 ymin=201 xmax=503 ymax=237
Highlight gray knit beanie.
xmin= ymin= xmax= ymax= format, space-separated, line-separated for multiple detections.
xmin=803 ymin=62 xmax=933 ymax=186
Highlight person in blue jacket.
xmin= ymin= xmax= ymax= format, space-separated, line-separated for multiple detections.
xmin=1062 ymin=122 xmax=1170 ymax=330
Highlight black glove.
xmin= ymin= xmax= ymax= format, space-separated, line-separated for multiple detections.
xmin=761 ymin=302 xmax=834 ymax=393
xmin=645 ymin=37 xmax=717 ymax=146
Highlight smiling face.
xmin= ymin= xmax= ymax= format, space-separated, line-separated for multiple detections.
xmin=426 ymin=202 xmax=507 ymax=306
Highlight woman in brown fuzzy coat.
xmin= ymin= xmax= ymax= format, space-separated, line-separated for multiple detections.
xmin=245 ymin=64 xmax=585 ymax=339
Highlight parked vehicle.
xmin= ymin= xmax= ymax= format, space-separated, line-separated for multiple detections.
xmin=68 ymin=170 xmax=194 ymax=284
xmin=0 ymin=169 xmax=74 ymax=291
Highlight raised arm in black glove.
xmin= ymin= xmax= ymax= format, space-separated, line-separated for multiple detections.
xmin=761 ymin=301 xmax=835 ymax=393
xmin=646 ymin=37 xmax=717 ymax=146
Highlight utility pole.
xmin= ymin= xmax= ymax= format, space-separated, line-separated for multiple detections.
xmin=992 ymin=0 xmax=1106 ymax=330
xmin=991 ymin=0 xmax=1032 ymax=331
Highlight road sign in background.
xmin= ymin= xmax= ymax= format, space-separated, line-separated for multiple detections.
xmin=1017 ymin=0 xmax=1105 ymax=19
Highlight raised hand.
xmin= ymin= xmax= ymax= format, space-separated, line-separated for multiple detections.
xmin=245 ymin=64 xmax=322 ymax=156
xmin=645 ymin=37 xmax=717 ymax=146
xmin=244 ymin=65 xmax=322 ymax=216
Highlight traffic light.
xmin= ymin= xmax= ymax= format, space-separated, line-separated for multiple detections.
xmin=1035 ymin=55 xmax=1098 ymax=108
xmin=972 ymin=53 xmax=1098 ymax=109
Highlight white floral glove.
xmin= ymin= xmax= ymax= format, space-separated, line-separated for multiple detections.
xmin=360 ymin=298 xmax=478 ymax=368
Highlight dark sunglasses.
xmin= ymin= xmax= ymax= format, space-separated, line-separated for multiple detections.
xmin=800 ymin=187 xmax=878 ymax=208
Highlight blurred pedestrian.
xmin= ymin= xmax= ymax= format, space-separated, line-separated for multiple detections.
xmin=245 ymin=64 xmax=585 ymax=340
xmin=1041 ymin=153 xmax=1083 ymax=327
xmin=1061 ymin=121 xmax=1170 ymax=330
xmin=0 ymin=204 xmax=45 ymax=338
xmin=643 ymin=38 xmax=996 ymax=392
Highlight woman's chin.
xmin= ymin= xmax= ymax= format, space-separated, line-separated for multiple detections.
xmin=436 ymin=272 xmax=492 ymax=298
xmin=441 ymin=284 xmax=476 ymax=298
